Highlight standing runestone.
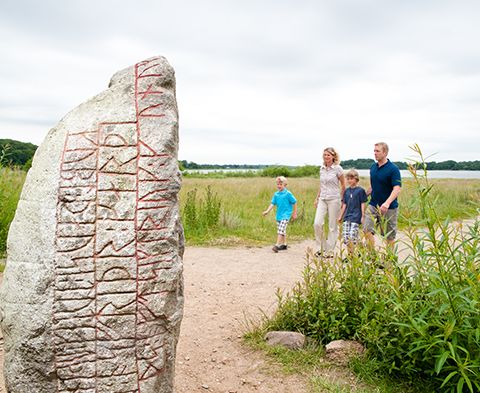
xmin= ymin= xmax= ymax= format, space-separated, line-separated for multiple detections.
xmin=0 ymin=56 xmax=184 ymax=393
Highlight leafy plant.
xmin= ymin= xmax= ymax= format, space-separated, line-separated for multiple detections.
xmin=0 ymin=143 xmax=11 ymax=167
xmin=181 ymin=185 xmax=222 ymax=237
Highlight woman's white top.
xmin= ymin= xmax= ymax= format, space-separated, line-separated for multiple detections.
xmin=319 ymin=164 xmax=343 ymax=200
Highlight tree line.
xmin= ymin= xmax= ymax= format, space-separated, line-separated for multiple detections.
xmin=182 ymin=159 xmax=480 ymax=171
xmin=0 ymin=139 xmax=37 ymax=170
xmin=1 ymin=141 xmax=479 ymax=171
xmin=342 ymin=158 xmax=480 ymax=170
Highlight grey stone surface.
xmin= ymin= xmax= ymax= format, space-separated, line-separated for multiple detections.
xmin=264 ymin=331 xmax=306 ymax=350
xmin=325 ymin=339 xmax=365 ymax=365
xmin=0 ymin=56 xmax=184 ymax=393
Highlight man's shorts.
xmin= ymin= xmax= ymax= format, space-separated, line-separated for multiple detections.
xmin=277 ymin=219 xmax=289 ymax=236
xmin=363 ymin=205 xmax=398 ymax=240
xmin=342 ymin=221 xmax=360 ymax=244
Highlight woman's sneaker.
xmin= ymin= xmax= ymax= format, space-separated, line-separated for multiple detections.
xmin=277 ymin=245 xmax=288 ymax=251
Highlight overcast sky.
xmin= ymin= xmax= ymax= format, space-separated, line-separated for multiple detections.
xmin=1 ymin=0 xmax=479 ymax=165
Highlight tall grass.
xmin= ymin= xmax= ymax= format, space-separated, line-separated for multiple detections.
xmin=182 ymin=185 xmax=222 ymax=239
xmin=0 ymin=170 xmax=478 ymax=255
xmin=180 ymin=177 xmax=321 ymax=245
xmin=180 ymin=176 xmax=480 ymax=246
xmin=0 ymin=167 xmax=26 ymax=258
xmin=252 ymin=146 xmax=480 ymax=392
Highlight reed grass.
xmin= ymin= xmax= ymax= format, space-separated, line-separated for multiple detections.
xmin=0 ymin=167 xmax=26 ymax=258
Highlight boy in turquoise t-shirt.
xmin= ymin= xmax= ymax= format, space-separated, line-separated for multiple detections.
xmin=262 ymin=176 xmax=298 ymax=252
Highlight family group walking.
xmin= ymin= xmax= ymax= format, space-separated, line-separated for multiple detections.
xmin=263 ymin=142 xmax=402 ymax=257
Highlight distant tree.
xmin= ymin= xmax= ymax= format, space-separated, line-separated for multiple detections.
xmin=393 ymin=161 xmax=408 ymax=170
xmin=179 ymin=157 xmax=480 ymax=172
xmin=341 ymin=158 xmax=375 ymax=169
xmin=0 ymin=139 xmax=37 ymax=167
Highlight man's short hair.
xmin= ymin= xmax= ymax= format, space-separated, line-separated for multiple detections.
xmin=375 ymin=142 xmax=389 ymax=154
xmin=276 ymin=176 xmax=287 ymax=185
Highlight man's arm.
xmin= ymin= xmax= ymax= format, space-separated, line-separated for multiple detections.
xmin=361 ymin=202 xmax=366 ymax=223
xmin=380 ymin=185 xmax=401 ymax=214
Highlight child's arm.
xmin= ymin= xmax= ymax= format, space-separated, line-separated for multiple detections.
xmin=291 ymin=203 xmax=298 ymax=221
xmin=338 ymin=203 xmax=346 ymax=223
xmin=262 ymin=204 xmax=274 ymax=216
xmin=339 ymin=173 xmax=346 ymax=197
xmin=361 ymin=202 xmax=366 ymax=224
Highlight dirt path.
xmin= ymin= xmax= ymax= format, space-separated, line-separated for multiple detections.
xmin=0 ymin=242 xmax=315 ymax=393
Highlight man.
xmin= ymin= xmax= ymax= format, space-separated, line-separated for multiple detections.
xmin=364 ymin=142 xmax=402 ymax=250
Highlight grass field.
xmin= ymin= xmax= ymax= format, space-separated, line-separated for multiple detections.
xmin=0 ymin=172 xmax=479 ymax=255
xmin=180 ymin=176 xmax=480 ymax=246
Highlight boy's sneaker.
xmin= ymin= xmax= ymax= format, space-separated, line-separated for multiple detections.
xmin=277 ymin=245 xmax=288 ymax=251
xmin=314 ymin=251 xmax=322 ymax=258
xmin=272 ymin=245 xmax=280 ymax=253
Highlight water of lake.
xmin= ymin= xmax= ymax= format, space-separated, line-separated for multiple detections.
xmin=185 ymin=169 xmax=480 ymax=179
xmin=356 ymin=170 xmax=480 ymax=179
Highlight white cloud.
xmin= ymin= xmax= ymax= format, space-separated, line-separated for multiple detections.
xmin=0 ymin=0 xmax=479 ymax=164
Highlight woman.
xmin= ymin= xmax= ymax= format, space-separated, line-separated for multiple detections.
xmin=313 ymin=147 xmax=345 ymax=257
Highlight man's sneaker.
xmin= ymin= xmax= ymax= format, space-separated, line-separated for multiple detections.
xmin=277 ymin=245 xmax=288 ymax=251
xmin=272 ymin=245 xmax=279 ymax=253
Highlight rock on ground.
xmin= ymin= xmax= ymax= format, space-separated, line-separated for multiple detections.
xmin=264 ymin=331 xmax=306 ymax=350
xmin=325 ymin=340 xmax=365 ymax=366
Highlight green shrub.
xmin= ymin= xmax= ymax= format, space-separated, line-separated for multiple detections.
xmin=181 ymin=185 xmax=222 ymax=237
xmin=259 ymin=165 xmax=321 ymax=178
xmin=260 ymin=166 xmax=292 ymax=177
xmin=291 ymin=165 xmax=320 ymax=177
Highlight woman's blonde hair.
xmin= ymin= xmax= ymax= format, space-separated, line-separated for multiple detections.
xmin=323 ymin=147 xmax=340 ymax=165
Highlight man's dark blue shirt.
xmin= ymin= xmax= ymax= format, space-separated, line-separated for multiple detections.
xmin=369 ymin=159 xmax=402 ymax=209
